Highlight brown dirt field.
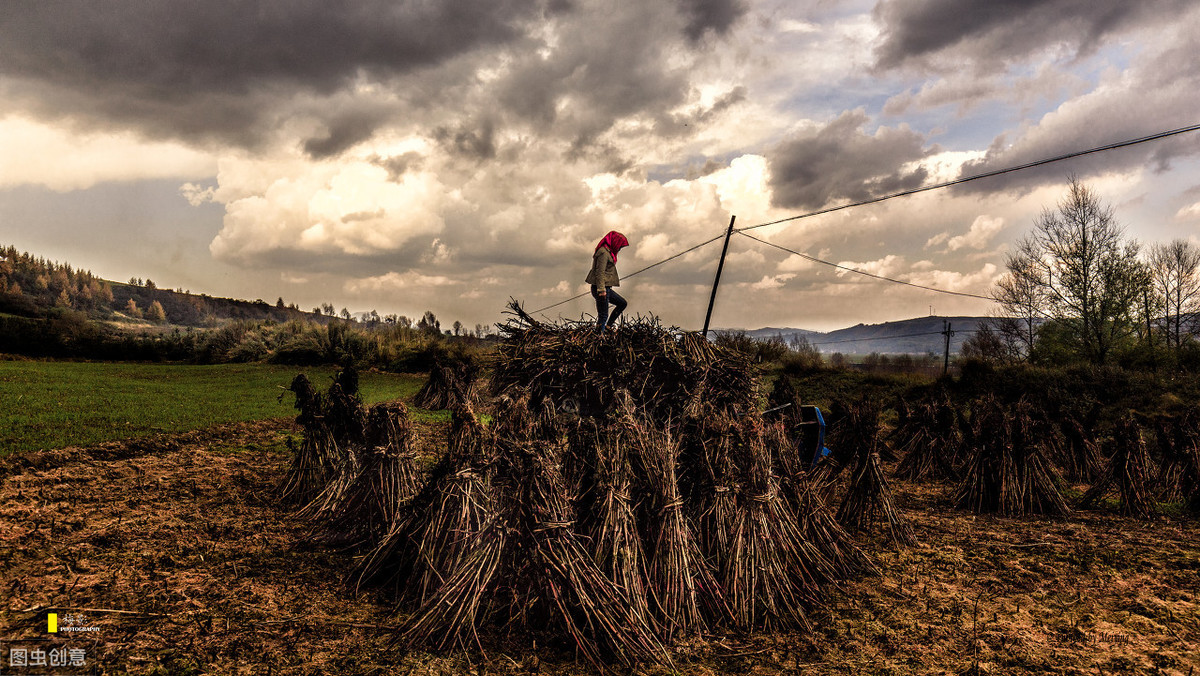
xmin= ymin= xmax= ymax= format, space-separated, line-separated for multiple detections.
xmin=1 ymin=421 xmax=1197 ymax=675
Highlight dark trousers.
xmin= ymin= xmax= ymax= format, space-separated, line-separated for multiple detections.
xmin=591 ymin=285 xmax=627 ymax=331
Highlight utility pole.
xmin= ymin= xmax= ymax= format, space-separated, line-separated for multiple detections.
xmin=702 ymin=215 xmax=737 ymax=337
xmin=942 ymin=320 xmax=955 ymax=376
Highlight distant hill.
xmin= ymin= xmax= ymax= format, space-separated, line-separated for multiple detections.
xmin=0 ymin=242 xmax=328 ymax=327
xmin=108 ymin=281 xmax=328 ymax=327
xmin=732 ymin=316 xmax=988 ymax=355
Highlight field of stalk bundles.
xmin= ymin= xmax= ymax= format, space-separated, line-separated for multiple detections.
xmin=2 ymin=304 xmax=1197 ymax=674
xmin=271 ymin=304 xmax=1199 ymax=672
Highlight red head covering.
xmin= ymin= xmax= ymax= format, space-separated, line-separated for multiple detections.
xmin=595 ymin=231 xmax=629 ymax=263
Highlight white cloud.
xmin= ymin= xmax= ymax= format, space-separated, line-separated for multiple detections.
xmin=343 ymin=271 xmax=460 ymax=294
xmin=209 ymin=154 xmax=454 ymax=263
xmin=750 ymin=273 xmax=795 ymax=290
xmin=778 ymin=254 xmax=815 ymax=273
xmin=0 ymin=116 xmax=215 ymax=191
xmin=1176 ymin=201 xmax=1200 ymax=221
xmin=946 ymin=215 xmax=1005 ymax=251
xmin=834 ymin=254 xmax=904 ymax=279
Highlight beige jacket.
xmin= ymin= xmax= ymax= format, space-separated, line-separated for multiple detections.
xmin=585 ymin=247 xmax=620 ymax=287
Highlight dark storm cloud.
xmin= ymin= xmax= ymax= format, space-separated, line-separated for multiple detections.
xmin=303 ymin=108 xmax=395 ymax=158
xmin=492 ymin=2 xmax=705 ymax=154
xmin=435 ymin=119 xmax=498 ymax=161
xmin=372 ymin=152 xmax=425 ymax=181
xmin=677 ymin=0 xmax=748 ymax=42
xmin=768 ymin=110 xmax=932 ymax=210
xmin=0 ymin=0 xmax=539 ymax=146
xmin=873 ymin=0 xmax=1193 ymax=72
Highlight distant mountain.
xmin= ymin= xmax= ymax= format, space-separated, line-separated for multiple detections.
xmin=727 ymin=316 xmax=988 ymax=355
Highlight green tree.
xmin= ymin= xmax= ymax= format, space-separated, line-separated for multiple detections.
xmin=147 ymin=300 xmax=167 ymax=323
xmin=1002 ymin=177 xmax=1149 ymax=364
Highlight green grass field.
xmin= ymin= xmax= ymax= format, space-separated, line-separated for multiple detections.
xmin=0 ymin=361 xmax=426 ymax=456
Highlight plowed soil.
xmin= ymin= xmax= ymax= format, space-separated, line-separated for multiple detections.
xmin=1 ymin=421 xmax=1197 ymax=675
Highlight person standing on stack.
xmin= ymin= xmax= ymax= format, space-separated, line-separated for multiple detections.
xmin=586 ymin=231 xmax=629 ymax=333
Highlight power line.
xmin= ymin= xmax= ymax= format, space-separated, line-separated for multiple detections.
xmin=526 ymin=122 xmax=1200 ymax=318
xmin=738 ymin=231 xmax=994 ymax=300
xmin=806 ymin=328 xmax=979 ymax=347
xmin=528 ymin=233 xmax=727 ymax=315
xmin=737 ymin=123 xmax=1200 ymax=234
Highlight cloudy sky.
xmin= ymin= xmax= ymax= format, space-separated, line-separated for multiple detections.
xmin=2 ymin=0 xmax=1199 ymax=331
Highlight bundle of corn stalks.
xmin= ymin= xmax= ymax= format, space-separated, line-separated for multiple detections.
xmin=626 ymin=411 xmax=731 ymax=640
xmin=402 ymin=437 xmax=671 ymax=670
xmin=355 ymin=402 xmax=496 ymax=600
xmin=1039 ymin=400 xmax=1103 ymax=482
xmin=492 ymin=301 xmax=756 ymax=421
xmin=578 ymin=422 xmax=653 ymax=634
xmin=1081 ymin=413 xmax=1154 ymax=518
xmin=413 ymin=359 xmax=479 ymax=410
xmin=279 ymin=373 xmax=336 ymax=504
xmin=678 ymin=416 xmax=739 ymax=573
xmin=721 ymin=415 xmax=827 ymax=629
xmin=307 ymin=402 xmax=422 ymax=548
xmin=1150 ymin=413 xmax=1200 ymax=505
xmin=892 ymin=396 xmax=961 ymax=482
xmin=833 ymin=400 xmax=916 ymax=546
xmin=279 ymin=368 xmax=368 ymax=505
xmin=954 ymin=397 xmax=1070 ymax=516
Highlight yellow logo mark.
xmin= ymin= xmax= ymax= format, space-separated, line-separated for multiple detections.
xmin=48 ymin=613 xmax=58 ymax=633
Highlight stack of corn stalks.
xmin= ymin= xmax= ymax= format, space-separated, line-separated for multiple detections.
xmin=309 ymin=401 xmax=422 ymax=547
xmin=892 ymin=396 xmax=962 ymax=482
xmin=355 ymin=402 xmax=497 ymax=600
xmin=401 ymin=407 xmax=670 ymax=670
xmin=1150 ymin=412 xmax=1200 ymax=506
xmin=289 ymin=316 xmax=879 ymax=667
xmin=833 ymin=400 xmax=916 ymax=546
xmin=279 ymin=369 xmax=367 ymax=505
xmin=492 ymin=302 xmax=756 ymax=420
xmin=413 ymin=358 xmax=479 ymax=410
xmin=954 ymin=397 xmax=1070 ymax=516
xmin=1081 ymin=413 xmax=1154 ymax=518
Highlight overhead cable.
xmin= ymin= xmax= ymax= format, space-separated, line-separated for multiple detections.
xmin=736 ymin=123 xmax=1200 ymax=234
xmin=738 ymin=231 xmax=994 ymax=300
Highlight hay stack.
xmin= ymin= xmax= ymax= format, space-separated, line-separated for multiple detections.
xmin=492 ymin=303 xmax=756 ymax=421
xmin=833 ymin=400 xmax=916 ymax=546
xmin=1081 ymin=413 xmax=1154 ymax=517
xmin=413 ymin=359 xmax=479 ymax=410
xmin=292 ymin=313 xmax=882 ymax=666
xmin=954 ymin=398 xmax=1069 ymax=516
xmin=402 ymin=437 xmax=671 ymax=670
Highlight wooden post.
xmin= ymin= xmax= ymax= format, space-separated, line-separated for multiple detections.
xmin=942 ymin=320 xmax=954 ymax=376
xmin=702 ymin=215 xmax=737 ymax=337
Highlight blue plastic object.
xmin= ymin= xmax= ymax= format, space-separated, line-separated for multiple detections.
xmin=797 ymin=405 xmax=831 ymax=467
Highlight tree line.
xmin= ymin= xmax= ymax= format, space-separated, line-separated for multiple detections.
xmin=965 ymin=176 xmax=1200 ymax=369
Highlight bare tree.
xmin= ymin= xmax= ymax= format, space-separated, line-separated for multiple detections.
xmin=992 ymin=236 xmax=1048 ymax=360
xmin=1014 ymin=176 xmax=1149 ymax=364
xmin=1149 ymin=239 xmax=1200 ymax=351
